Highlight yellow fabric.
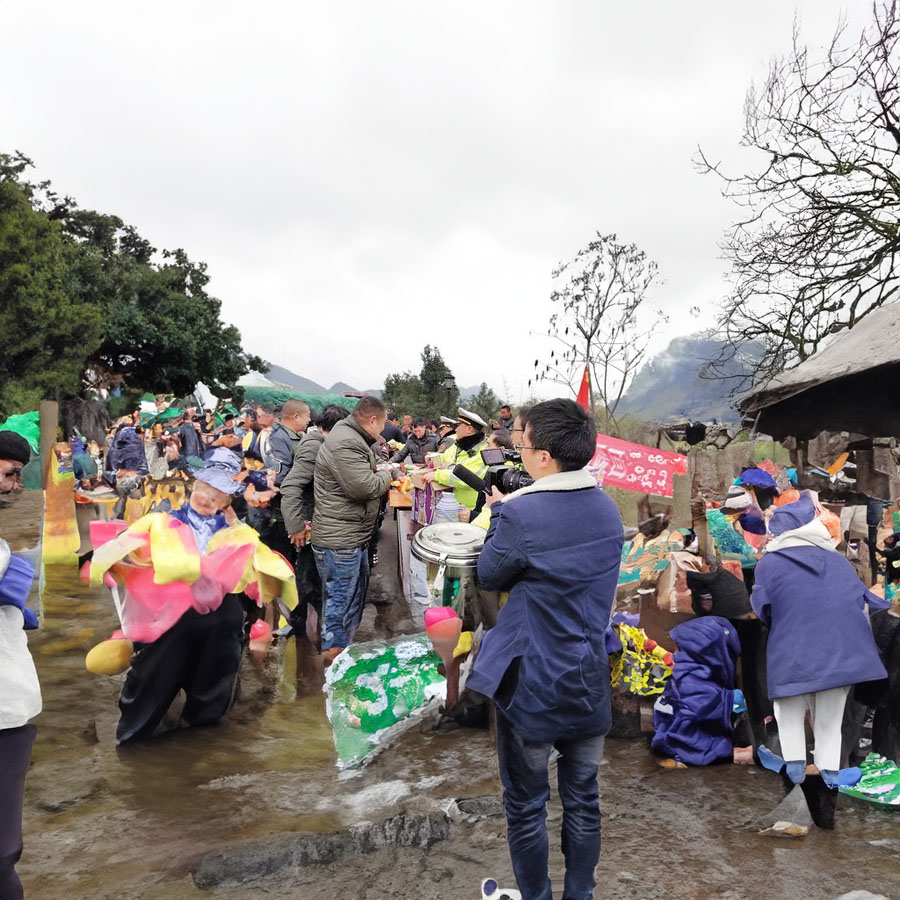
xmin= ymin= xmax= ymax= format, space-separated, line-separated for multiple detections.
xmin=471 ymin=507 xmax=491 ymax=530
xmin=433 ymin=439 xmax=488 ymax=510
xmin=88 ymin=513 xmax=297 ymax=611
xmin=207 ymin=522 xmax=298 ymax=611
xmin=41 ymin=451 xmax=80 ymax=565
xmin=453 ymin=631 xmax=473 ymax=658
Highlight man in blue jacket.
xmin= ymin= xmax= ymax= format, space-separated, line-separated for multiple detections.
xmin=468 ymin=399 xmax=623 ymax=900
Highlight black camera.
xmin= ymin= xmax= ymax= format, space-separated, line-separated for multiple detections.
xmin=480 ymin=447 xmax=534 ymax=494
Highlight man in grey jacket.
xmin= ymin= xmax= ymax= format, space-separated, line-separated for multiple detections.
xmin=281 ymin=405 xmax=350 ymax=626
xmin=311 ymin=396 xmax=392 ymax=659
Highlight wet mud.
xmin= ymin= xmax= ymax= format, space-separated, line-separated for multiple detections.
xmin=6 ymin=496 xmax=900 ymax=899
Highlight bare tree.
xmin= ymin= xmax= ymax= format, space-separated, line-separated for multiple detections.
xmin=699 ymin=1 xmax=900 ymax=386
xmin=532 ymin=233 xmax=664 ymax=429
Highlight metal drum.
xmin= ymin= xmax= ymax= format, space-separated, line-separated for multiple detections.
xmin=411 ymin=523 xmax=485 ymax=612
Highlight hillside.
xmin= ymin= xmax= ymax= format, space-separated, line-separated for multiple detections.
xmin=617 ymin=334 xmax=759 ymax=423
xmin=263 ymin=363 xmax=327 ymax=393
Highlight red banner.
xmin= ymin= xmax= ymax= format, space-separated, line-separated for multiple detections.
xmin=575 ymin=365 xmax=590 ymax=412
xmin=588 ymin=433 xmax=688 ymax=498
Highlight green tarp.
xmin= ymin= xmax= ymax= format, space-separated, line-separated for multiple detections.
xmin=242 ymin=386 xmax=360 ymax=415
xmin=0 ymin=411 xmax=39 ymax=453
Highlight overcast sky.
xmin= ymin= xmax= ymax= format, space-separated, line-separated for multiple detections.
xmin=3 ymin=1 xmax=870 ymax=400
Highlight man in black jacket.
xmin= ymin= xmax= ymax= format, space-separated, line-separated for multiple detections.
xmin=390 ymin=417 xmax=438 ymax=465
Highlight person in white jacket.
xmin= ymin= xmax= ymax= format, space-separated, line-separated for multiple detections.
xmin=0 ymin=431 xmax=41 ymax=900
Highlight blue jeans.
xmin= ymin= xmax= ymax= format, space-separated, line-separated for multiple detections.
xmin=495 ymin=708 xmax=604 ymax=900
xmin=312 ymin=545 xmax=369 ymax=650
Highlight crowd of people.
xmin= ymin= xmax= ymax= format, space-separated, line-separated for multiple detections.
xmin=75 ymin=394 xmax=528 ymax=679
xmin=3 ymin=393 xmax=900 ymax=899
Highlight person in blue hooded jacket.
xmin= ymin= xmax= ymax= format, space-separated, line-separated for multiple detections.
xmin=751 ymin=493 xmax=887 ymax=791
xmin=468 ymin=399 xmax=623 ymax=900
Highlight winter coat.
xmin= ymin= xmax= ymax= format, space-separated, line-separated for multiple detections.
xmin=0 ymin=540 xmax=41 ymax=730
xmin=311 ymin=416 xmax=390 ymax=550
xmin=177 ymin=422 xmax=200 ymax=460
xmin=686 ymin=568 xmax=752 ymax=620
xmin=651 ymin=616 xmax=740 ymax=766
xmin=269 ymin=422 xmax=304 ymax=487
xmin=107 ymin=426 xmax=149 ymax=474
xmin=433 ymin=435 xmax=488 ymax=511
xmin=751 ymin=544 xmax=888 ymax=699
xmin=390 ymin=431 xmax=439 ymax=464
xmin=468 ymin=470 xmax=623 ymax=742
xmin=281 ymin=430 xmax=325 ymax=534
xmin=381 ymin=421 xmax=404 ymax=444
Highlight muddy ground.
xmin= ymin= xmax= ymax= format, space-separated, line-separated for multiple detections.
xmin=5 ymin=493 xmax=900 ymax=900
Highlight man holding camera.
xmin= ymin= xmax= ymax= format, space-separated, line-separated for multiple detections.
xmin=468 ymin=398 xmax=623 ymax=900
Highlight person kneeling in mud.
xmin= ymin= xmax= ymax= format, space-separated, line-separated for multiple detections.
xmin=752 ymin=493 xmax=888 ymax=828
xmin=117 ymin=450 xmax=246 ymax=745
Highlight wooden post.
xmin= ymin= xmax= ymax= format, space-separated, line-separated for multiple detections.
xmin=39 ymin=400 xmax=58 ymax=490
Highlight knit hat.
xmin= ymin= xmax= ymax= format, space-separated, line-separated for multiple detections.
xmin=768 ymin=493 xmax=816 ymax=536
xmin=192 ymin=448 xmax=243 ymax=495
xmin=738 ymin=468 xmax=777 ymax=490
xmin=0 ymin=431 xmax=31 ymax=465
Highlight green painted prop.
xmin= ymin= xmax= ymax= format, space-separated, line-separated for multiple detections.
xmin=839 ymin=753 xmax=900 ymax=807
xmin=324 ymin=634 xmax=445 ymax=769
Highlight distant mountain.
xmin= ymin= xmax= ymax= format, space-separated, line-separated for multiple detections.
xmin=329 ymin=381 xmax=359 ymax=394
xmin=617 ymin=334 xmax=760 ymax=424
xmin=458 ymin=385 xmax=481 ymax=402
xmin=263 ymin=363 xmax=327 ymax=393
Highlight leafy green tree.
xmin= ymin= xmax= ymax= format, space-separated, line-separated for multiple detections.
xmin=0 ymin=180 xmax=102 ymax=415
xmin=383 ymin=345 xmax=459 ymax=420
xmin=417 ymin=345 xmax=459 ymax=420
xmin=1 ymin=152 xmax=265 ymax=400
xmin=382 ymin=372 xmax=424 ymax=416
xmin=469 ymin=382 xmax=500 ymax=425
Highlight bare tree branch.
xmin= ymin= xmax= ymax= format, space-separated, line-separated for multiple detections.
xmin=697 ymin=1 xmax=900 ymax=387
xmin=531 ymin=233 xmax=665 ymax=431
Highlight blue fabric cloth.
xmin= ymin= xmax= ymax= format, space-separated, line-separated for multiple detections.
xmin=768 ymin=494 xmax=816 ymax=536
xmin=0 ymin=555 xmax=37 ymax=630
xmin=468 ymin=482 xmax=623 ymax=743
xmin=177 ymin=422 xmax=200 ymax=460
xmin=312 ymin=545 xmax=369 ymax=649
xmin=739 ymin=468 xmax=777 ymax=490
xmin=169 ymin=506 xmax=227 ymax=553
xmin=495 ymin=708 xmax=604 ymax=900
xmin=107 ymin=427 xmax=148 ymax=474
xmin=751 ymin=546 xmax=888 ymax=698
xmin=651 ymin=616 xmax=740 ymax=765
xmin=193 ymin=447 xmax=243 ymax=495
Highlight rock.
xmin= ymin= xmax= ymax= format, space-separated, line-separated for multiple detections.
xmin=835 ymin=893 xmax=889 ymax=900
xmin=35 ymin=778 xmax=106 ymax=814
xmin=446 ymin=796 xmax=504 ymax=823
xmin=192 ymin=812 xmax=450 ymax=888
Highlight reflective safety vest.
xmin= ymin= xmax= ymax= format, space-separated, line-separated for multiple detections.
xmin=433 ymin=438 xmax=488 ymax=511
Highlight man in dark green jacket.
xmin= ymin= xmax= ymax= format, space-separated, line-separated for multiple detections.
xmin=311 ymin=396 xmax=392 ymax=658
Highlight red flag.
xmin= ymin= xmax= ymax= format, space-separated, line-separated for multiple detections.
xmin=575 ymin=365 xmax=590 ymax=412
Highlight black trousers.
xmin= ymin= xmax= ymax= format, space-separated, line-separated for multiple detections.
xmin=732 ymin=618 xmax=773 ymax=747
xmin=117 ymin=595 xmax=245 ymax=745
xmin=246 ymin=503 xmax=294 ymax=562
xmin=0 ymin=723 xmax=36 ymax=900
